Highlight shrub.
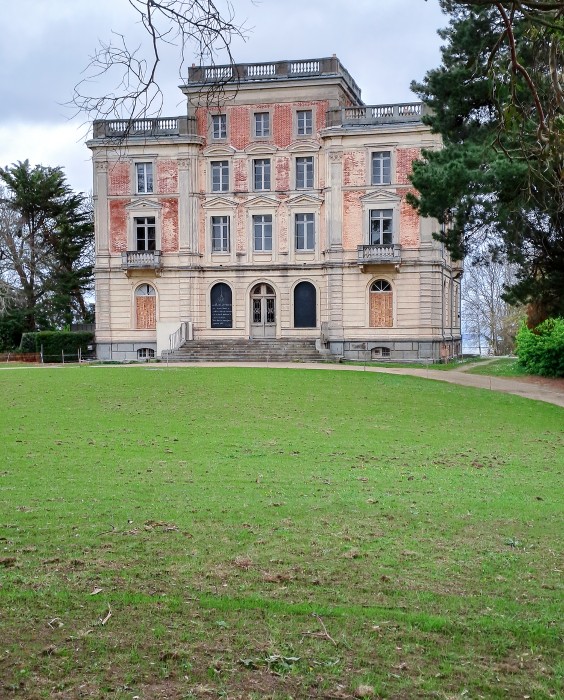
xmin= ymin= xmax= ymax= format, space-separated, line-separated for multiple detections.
xmin=20 ymin=331 xmax=95 ymax=362
xmin=516 ymin=318 xmax=564 ymax=377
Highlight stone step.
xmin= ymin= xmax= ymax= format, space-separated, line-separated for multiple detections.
xmin=165 ymin=338 xmax=324 ymax=362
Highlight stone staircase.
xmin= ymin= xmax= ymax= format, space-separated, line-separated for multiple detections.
xmin=164 ymin=338 xmax=325 ymax=363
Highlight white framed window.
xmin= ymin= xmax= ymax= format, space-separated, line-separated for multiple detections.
xmin=212 ymin=114 xmax=227 ymax=140
xmin=211 ymin=160 xmax=229 ymax=192
xmin=296 ymin=156 xmax=314 ymax=189
xmin=371 ymin=151 xmax=391 ymax=185
xmin=137 ymin=347 xmax=155 ymax=359
xmin=295 ymin=213 xmax=315 ymax=251
xmin=253 ymin=214 xmax=273 ymax=252
xmin=211 ymin=215 xmax=230 ymax=252
xmin=135 ymin=162 xmax=153 ymax=194
xmin=369 ymin=209 xmax=393 ymax=245
xmin=296 ymin=109 xmax=313 ymax=136
xmin=135 ymin=217 xmax=156 ymax=251
xmin=254 ymin=112 xmax=270 ymax=137
xmin=253 ymin=159 xmax=271 ymax=191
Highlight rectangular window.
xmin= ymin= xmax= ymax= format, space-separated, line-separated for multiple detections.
xmin=253 ymin=159 xmax=271 ymax=191
xmin=211 ymin=160 xmax=229 ymax=192
xmin=254 ymin=112 xmax=270 ymax=137
xmin=253 ymin=214 xmax=273 ymax=252
xmin=135 ymin=216 xmax=156 ymax=251
xmin=371 ymin=151 xmax=391 ymax=185
xmin=369 ymin=209 xmax=393 ymax=245
xmin=295 ymin=213 xmax=315 ymax=251
xmin=296 ymin=109 xmax=313 ymax=135
xmin=296 ymin=156 xmax=314 ymax=189
xmin=135 ymin=163 xmax=153 ymax=194
xmin=212 ymin=114 xmax=227 ymax=139
xmin=211 ymin=215 xmax=230 ymax=252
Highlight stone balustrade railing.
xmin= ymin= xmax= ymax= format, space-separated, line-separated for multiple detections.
xmin=357 ymin=244 xmax=402 ymax=263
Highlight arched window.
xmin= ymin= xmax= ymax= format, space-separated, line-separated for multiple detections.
xmin=135 ymin=284 xmax=156 ymax=329
xmin=369 ymin=279 xmax=393 ymax=328
xmin=210 ymin=283 xmax=233 ymax=328
xmin=294 ymin=281 xmax=317 ymax=328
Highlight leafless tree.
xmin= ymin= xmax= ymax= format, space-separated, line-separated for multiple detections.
xmin=71 ymin=0 xmax=247 ymax=123
xmin=462 ymin=255 xmax=525 ymax=355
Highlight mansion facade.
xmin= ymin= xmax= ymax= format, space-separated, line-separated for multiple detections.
xmin=88 ymin=56 xmax=462 ymax=362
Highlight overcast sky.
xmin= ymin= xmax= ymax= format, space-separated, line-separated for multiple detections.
xmin=0 ymin=0 xmax=448 ymax=194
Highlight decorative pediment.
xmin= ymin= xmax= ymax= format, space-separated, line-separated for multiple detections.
xmin=287 ymin=193 xmax=324 ymax=207
xmin=125 ymin=198 xmax=162 ymax=212
xmin=244 ymin=143 xmax=278 ymax=155
xmin=288 ymin=139 xmax=321 ymax=153
xmin=202 ymin=144 xmax=237 ymax=157
xmin=360 ymin=189 xmax=401 ymax=204
xmin=202 ymin=195 xmax=239 ymax=209
xmin=244 ymin=195 xmax=279 ymax=208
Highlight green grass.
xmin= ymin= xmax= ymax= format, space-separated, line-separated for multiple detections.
xmin=466 ymin=358 xmax=530 ymax=378
xmin=0 ymin=366 xmax=562 ymax=699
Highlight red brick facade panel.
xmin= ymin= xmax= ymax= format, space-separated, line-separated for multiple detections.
xmin=343 ymin=190 xmax=364 ymax=249
xmin=400 ymin=194 xmax=420 ymax=248
xmin=228 ymin=106 xmax=251 ymax=150
xmin=315 ymin=100 xmax=329 ymax=131
xmin=157 ymin=160 xmax=178 ymax=194
xmin=108 ymin=162 xmax=130 ymax=196
xmin=272 ymin=104 xmax=292 ymax=149
xmin=396 ymin=148 xmax=421 ymax=185
xmin=275 ymin=156 xmax=290 ymax=191
xmin=236 ymin=204 xmax=245 ymax=253
xmin=278 ymin=202 xmax=288 ymax=253
xmin=234 ymin=158 xmax=248 ymax=192
xmin=196 ymin=107 xmax=207 ymax=139
xmin=343 ymin=150 xmax=366 ymax=187
xmin=161 ymin=198 xmax=179 ymax=252
xmin=109 ymin=199 xmax=128 ymax=252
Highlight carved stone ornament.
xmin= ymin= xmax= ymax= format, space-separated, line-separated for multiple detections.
xmin=95 ymin=161 xmax=108 ymax=172
xmin=328 ymin=151 xmax=343 ymax=163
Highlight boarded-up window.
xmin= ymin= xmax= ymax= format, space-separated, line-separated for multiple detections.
xmin=369 ymin=280 xmax=393 ymax=328
xmin=135 ymin=284 xmax=156 ymax=329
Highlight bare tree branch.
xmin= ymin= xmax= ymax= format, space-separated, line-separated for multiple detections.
xmin=70 ymin=0 xmax=247 ymax=123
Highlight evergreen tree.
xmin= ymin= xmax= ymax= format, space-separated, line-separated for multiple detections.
xmin=408 ymin=1 xmax=563 ymax=320
xmin=0 ymin=161 xmax=93 ymax=346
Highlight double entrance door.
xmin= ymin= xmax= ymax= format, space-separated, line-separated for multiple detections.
xmin=251 ymin=283 xmax=276 ymax=338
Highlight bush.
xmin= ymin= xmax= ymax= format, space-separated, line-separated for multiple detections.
xmin=516 ymin=318 xmax=564 ymax=377
xmin=20 ymin=331 xmax=95 ymax=362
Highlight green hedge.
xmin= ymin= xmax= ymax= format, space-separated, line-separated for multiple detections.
xmin=516 ymin=318 xmax=564 ymax=377
xmin=20 ymin=331 xmax=95 ymax=361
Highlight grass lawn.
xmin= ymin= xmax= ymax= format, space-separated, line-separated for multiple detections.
xmin=466 ymin=358 xmax=530 ymax=378
xmin=0 ymin=366 xmax=562 ymax=699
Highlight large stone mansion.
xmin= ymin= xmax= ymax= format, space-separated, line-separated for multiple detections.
xmin=88 ymin=56 xmax=462 ymax=362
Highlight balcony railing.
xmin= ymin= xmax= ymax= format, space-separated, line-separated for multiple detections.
xmin=327 ymin=103 xmax=429 ymax=127
xmin=93 ymin=116 xmax=197 ymax=139
xmin=121 ymin=250 xmax=162 ymax=270
xmin=357 ymin=244 xmax=402 ymax=264
xmin=187 ymin=57 xmax=362 ymax=101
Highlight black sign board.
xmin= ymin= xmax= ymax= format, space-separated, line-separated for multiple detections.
xmin=211 ymin=283 xmax=233 ymax=328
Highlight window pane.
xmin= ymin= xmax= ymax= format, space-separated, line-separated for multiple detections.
xmin=297 ymin=109 xmax=313 ymax=135
xmin=254 ymin=112 xmax=270 ymax=137
xmin=372 ymin=151 xmax=391 ymax=185
xmin=212 ymin=114 xmax=226 ymax=139
xmin=296 ymin=157 xmax=314 ymax=189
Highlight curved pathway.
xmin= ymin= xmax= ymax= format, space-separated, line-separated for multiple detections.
xmin=155 ymin=360 xmax=564 ymax=408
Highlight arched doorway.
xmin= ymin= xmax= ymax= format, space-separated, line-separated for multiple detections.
xmin=369 ymin=279 xmax=393 ymax=328
xmin=250 ymin=283 xmax=276 ymax=338
xmin=294 ymin=281 xmax=316 ymax=328
xmin=135 ymin=283 xmax=156 ymax=329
